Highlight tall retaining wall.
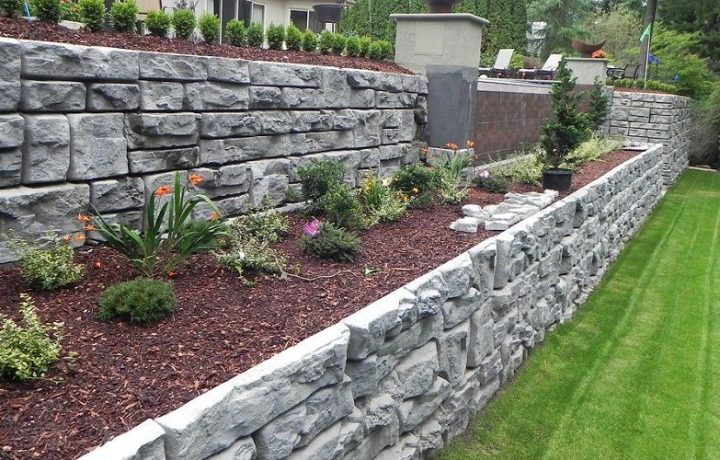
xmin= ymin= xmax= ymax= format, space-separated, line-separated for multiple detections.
xmin=0 ymin=38 xmax=427 ymax=262
xmin=607 ymin=90 xmax=690 ymax=185
xmin=81 ymin=144 xmax=665 ymax=460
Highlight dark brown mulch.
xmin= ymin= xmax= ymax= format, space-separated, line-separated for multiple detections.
xmin=0 ymin=17 xmax=412 ymax=75
xmin=0 ymin=150 xmax=637 ymax=460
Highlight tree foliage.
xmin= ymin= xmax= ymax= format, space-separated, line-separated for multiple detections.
xmin=528 ymin=0 xmax=593 ymax=57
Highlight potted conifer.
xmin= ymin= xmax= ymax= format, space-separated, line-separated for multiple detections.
xmin=540 ymin=59 xmax=589 ymax=192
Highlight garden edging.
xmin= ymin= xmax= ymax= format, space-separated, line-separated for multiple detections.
xmin=80 ymin=144 xmax=666 ymax=460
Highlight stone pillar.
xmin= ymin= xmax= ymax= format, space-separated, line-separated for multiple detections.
xmin=391 ymin=13 xmax=487 ymax=148
xmin=565 ymin=58 xmax=608 ymax=85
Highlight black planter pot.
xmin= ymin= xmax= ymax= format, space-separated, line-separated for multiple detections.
xmin=542 ymin=168 xmax=573 ymax=192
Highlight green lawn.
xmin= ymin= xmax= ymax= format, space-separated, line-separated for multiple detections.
xmin=441 ymin=169 xmax=720 ymax=460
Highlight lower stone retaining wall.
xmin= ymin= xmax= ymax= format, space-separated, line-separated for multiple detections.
xmin=80 ymin=144 xmax=664 ymax=460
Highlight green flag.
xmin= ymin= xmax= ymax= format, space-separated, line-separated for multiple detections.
xmin=640 ymin=23 xmax=652 ymax=43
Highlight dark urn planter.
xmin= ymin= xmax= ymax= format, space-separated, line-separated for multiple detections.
xmin=426 ymin=0 xmax=460 ymax=13
xmin=542 ymin=168 xmax=573 ymax=192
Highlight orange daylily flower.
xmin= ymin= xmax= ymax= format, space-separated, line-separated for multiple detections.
xmin=188 ymin=174 xmax=204 ymax=186
xmin=76 ymin=213 xmax=92 ymax=223
xmin=445 ymin=143 xmax=459 ymax=150
xmin=73 ymin=233 xmax=85 ymax=242
xmin=154 ymin=185 xmax=173 ymax=198
xmin=62 ymin=234 xmax=72 ymax=243
xmin=209 ymin=212 xmax=219 ymax=221
xmin=420 ymin=146 xmax=428 ymax=154
xmin=84 ymin=224 xmax=96 ymax=232
xmin=466 ymin=140 xmax=476 ymax=148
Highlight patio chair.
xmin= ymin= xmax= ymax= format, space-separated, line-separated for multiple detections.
xmin=516 ymin=54 xmax=563 ymax=80
xmin=608 ymin=63 xmax=641 ymax=80
xmin=479 ymin=49 xmax=514 ymax=78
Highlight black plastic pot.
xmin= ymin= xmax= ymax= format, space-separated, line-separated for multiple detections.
xmin=542 ymin=168 xmax=573 ymax=192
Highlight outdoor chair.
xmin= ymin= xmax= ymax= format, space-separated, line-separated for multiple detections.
xmin=607 ymin=64 xmax=641 ymax=80
xmin=516 ymin=54 xmax=563 ymax=80
xmin=479 ymin=49 xmax=515 ymax=78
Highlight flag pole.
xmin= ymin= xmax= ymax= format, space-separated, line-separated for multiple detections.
xmin=643 ymin=27 xmax=652 ymax=89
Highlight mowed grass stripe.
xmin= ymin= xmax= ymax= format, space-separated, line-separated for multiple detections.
xmin=439 ymin=169 xmax=720 ymax=460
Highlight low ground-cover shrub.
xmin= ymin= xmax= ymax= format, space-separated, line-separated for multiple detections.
xmin=359 ymin=175 xmax=407 ymax=224
xmin=225 ymin=18 xmax=245 ymax=46
xmin=612 ymin=78 xmax=678 ymax=94
xmin=32 ymin=0 xmax=61 ymax=22
xmin=172 ymin=8 xmax=195 ymax=40
xmin=93 ymin=173 xmax=227 ymax=277
xmin=98 ymin=278 xmax=176 ymax=324
xmin=298 ymin=159 xmax=346 ymax=204
xmin=246 ymin=21 xmax=264 ymax=47
xmin=110 ymin=0 xmax=138 ymax=33
xmin=234 ymin=209 xmax=290 ymax=243
xmin=0 ymin=294 xmax=63 ymax=381
xmin=320 ymin=182 xmax=366 ymax=230
xmin=9 ymin=235 xmax=85 ymax=291
xmin=145 ymin=9 xmax=171 ymax=37
xmin=563 ymin=135 xmax=624 ymax=168
xmin=299 ymin=220 xmax=360 ymax=263
xmin=214 ymin=236 xmax=289 ymax=281
xmin=474 ymin=171 xmax=509 ymax=193
xmin=266 ymin=23 xmax=285 ymax=50
xmin=430 ymin=143 xmax=474 ymax=204
xmin=78 ymin=0 xmax=104 ymax=31
xmin=492 ymin=150 xmax=543 ymax=185
xmin=391 ymin=163 xmax=436 ymax=208
xmin=198 ymin=13 xmax=220 ymax=43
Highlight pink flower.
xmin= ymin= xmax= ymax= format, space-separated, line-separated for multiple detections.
xmin=479 ymin=170 xmax=491 ymax=179
xmin=303 ymin=218 xmax=322 ymax=238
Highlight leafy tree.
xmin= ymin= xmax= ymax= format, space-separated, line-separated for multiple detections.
xmin=528 ymin=0 xmax=593 ymax=57
xmin=585 ymin=7 xmax=642 ymax=64
xmin=340 ymin=0 xmax=427 ymax=43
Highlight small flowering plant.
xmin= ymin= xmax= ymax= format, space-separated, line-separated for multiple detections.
xmin=93 ymin=173 xmax=228 ymax=277
xmin=303 ymin=218 xmax=322 ymax=238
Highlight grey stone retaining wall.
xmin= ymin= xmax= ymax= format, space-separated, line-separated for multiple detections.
xmin=0 ymin=38 xmax=427 ymax=263
xmin=80 ymin=144 xmax=665 ymax=460
xmin=608 ymin=90 xmax=690 ymax=185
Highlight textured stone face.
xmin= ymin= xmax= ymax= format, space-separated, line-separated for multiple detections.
xmin=138 ymin=52 xmax=208 ymax=81
xmin=21 ymin=115 xmax=70 ymax=184
xmin=68 ymin=113 xmax=127 ymax=180
xmin=207 ymin=57 xmax=250 ymax=84
xmin=139 ymin=81 xmax=184 ymax=111
xmin=184 ymin=82 xmax=250 ymax=111
xmin=21 ymin=80 xmax=86 ymax=112
xmin=21 ymin=41 xmax=139 ymax=80
xmin=87 ymin=83 xmax=140 ymax=111
xmin=90 ymin=177 xmax=145 ymax=212
xmin=125 ymin=113 xmax=201 ymax=149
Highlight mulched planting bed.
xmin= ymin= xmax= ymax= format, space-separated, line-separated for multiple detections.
xmin=0 ymin=17 xmax=411 ymax=75
xmin=0 ymin=150 xmax=638 ymax=459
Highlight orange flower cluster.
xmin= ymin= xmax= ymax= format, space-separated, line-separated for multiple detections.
xmin=592 ymin=50 xmax=607 ymax=59
xmin=466 ymin=140 xmax=475 ymax=148
xmin=76 ymin=213 xmax=92 ymax=223
xmin=445 ymin=143 xmax=460 ymax=151
xmin=188 ymin=174 xmax=204 ymax=186
xmin=154 ymin=185 xmax=173 ymax=198
xmin=209 ymin=212 xmax=219 ymax=221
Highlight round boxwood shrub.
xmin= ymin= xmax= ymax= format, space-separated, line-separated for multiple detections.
xmin=301 ymin=29 xmax=318 ymax=52
xmin=225 ymin=18 xmax=245 ymax=46
xmin=172 ymin=8 xmax=196 ymax=40
xmin=266 ymin=23 xmax=285 ymax=50
xmin=98 ymin=278 xmax=176 ymax=324
xmin=246 ymin=21 xmax=264 ymax=47
xmin=145 ymin=9 xmax=171 ymax=37
xmin=330 ymin=32 xmax=346 ymax=55
xmin=198 ymin=13 xmax=220 ymax=43
xmin=31 ymin=0 xmax=61 ymax=22
xmin=285 ymin=24 xmax=302 ymax=51
xmin=110 ymin=0 xmax=138 ymax=33
xmin=319 ymin=30 xmax=333 ymax=54
xmin=358 ymin=36 xmax=372 ymax=57
xmin=367 ymin=40 xmax=383 ymax=60
xmin=1 ymin=0 xmax=22 ymax=17
xmin=345 ymin=35 xmax=361 ymax=57
xmin=77 ymin=0 xmax=105 ymax=32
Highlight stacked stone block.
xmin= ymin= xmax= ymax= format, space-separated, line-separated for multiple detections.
xmin=80 ymin=145 xmax=664 ymax=460
xmin=0 ymin=38 xmax=427 ymax=262
xmin=608 ymin=90 xmax=690 ymax=185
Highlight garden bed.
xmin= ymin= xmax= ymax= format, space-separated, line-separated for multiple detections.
xmin=0 ymin=17 xmax=411 ymax=75
xmin=0 ymin=150 xmax=638 ymax=459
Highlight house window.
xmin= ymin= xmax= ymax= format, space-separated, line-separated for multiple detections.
xmin=250 ymin=2 xmax=265 ymax=25
xmin=289 ymin=9 xmax=309 ymax=30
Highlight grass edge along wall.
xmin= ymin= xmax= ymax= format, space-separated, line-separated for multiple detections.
xmin=80 ymin=143 xmax=668 ymax=460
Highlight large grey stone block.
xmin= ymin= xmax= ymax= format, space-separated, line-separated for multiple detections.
xmin=0 ymin=149 xmax=21 ymax=187
xmin=68 ymin=113 xmax=127 ymax=180
xmin=21 ymin=80 xmax=86 ymax=112
xmin=200 ymin=112 xmax=262 ymax=138
xmin=90 ymin=177 xmax=145 ymax=212
xmin=139 ymin=81 xmax=184 ymax=111
xmin=125 ymin=113 xmax=200 ymax=149
xmin=395 ymin=341 xmax=439 ymax=399
xmin=0 ymin=183 xmax=89 ymax=263
xmin=207 ymin=57 xmax=250 ymax=84
xmin=77 ymin=419 xmax=165 ymax=460
xmin=138 ymin=52 xmax=208 ymax=81
xmin=0 ymin=114 xmax=24 ymax=149
xmin=0 ymin=40 xmax=20 ymax=110
xmin=156 ymin=324 xmax=349 ymax=460
xmin=249 ymin=62 xmax=321 ymax=87
xmin=21 ymin=41 xmax=139 ymax=80
xmin=207 ymin=437 xmax=257 ymax=460
xmin=128 ymin=147 xmax=200 ymax=174
xmin=0 ymin=82 xmax=20 ymax=112
xmin=21 ymin=115 xmax=70 ymax=184
xmin=199 ymin=134 xmax=303 ymax=165
xmin=87 ymin=83 xmax=140 ymax=111
xmin=184 ymin=82 xmax=250 ymax=111
xmin=190 ymin=165 xmax=252 ymax=198
xmin=249 ymin=86 xmax=284 ymax=109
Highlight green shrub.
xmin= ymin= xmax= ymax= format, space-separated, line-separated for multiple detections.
xmin=319 ymin=30 xmax=334 ymax=54
xmin=145 ymin=9 xmax=171 ymax=37
xmin=297 ymin=159 xmax=346 ymax=203
xmin=98 ymin=278 xmax=176 ymax=324
xmin=234 ymin=210 xmax=290 ymax=243
xmin=171 ymin=8 xmax=195 ymax=40
xmin=214 ymin=236 xmax=288 ymax=281
xmin=94 ymin=173 xmax=228 ymax=277
xmin=330 ymin=32 xmax=346 ymax=55
xmin=78 ymin=0 xmax=105 ymax=31
xmin=299 ymin=222 xmax=361 ymax=263
xmin=301 ymin=29 xmax=318 ymax=51
xmin=377 ymin=40 xmax=393 ymax=59
xmin=265 ymin=23 xmax=285 ymax=50
xmin=586 ymin=77 xmax=610 ymax=132
xmin=390 ymin=164 xmax=436 ymax=208
xmin=60 ymin=0 xmax=81 ymax=21
xmin=0 ymin=0 xmax=22 ymax=16
xmin=563 ymin=135 xmax=624 ymax=169
xmin=10 ymin=236 xmax=85 ymax=291
xmin=0 ymin=294 xmax=63 ymax=381
xmin=358 ymin=36 xmax=372 ymax=57
xmin=345 ymin=35 xmax=361 ymax=57
xmin=367 ymin=41 xmax=383 ymax=60
xmin=198 ymin=13 xmax=220 ymax=43
xmin=285 ymin=24 xmax=302 ymax=51
xmin=360 ymin=175 xmax=407 ymax=223
xmin=225 ymin=18 xmax=245 ymax=46
xmin=320 ymin=182 xmax=366 ymax=230
xmin=32 ymin=0 xmax=61 ymax=22
xmin=429 ymin=148 xmax=473 ymax=204
xmin=246 ymin=21 xmax=264 ymax=47
xmin=492 ymin=151 xmax=543 ymax=185
xmin=110 ymin=0 xmax=138 ymax=33
xmin=540 ymin=59 xmax=590 ymax=169
xmin=474 ymin=172 xmax=509 ymax=194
